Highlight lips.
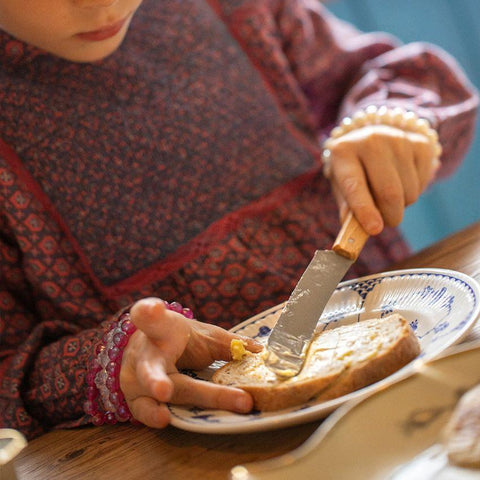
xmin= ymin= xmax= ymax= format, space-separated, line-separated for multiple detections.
xmin=76 ymin=16 xmax=129 ymax=42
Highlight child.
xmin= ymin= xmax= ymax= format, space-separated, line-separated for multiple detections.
xmin=0 ymin=0 xmax=477 ymax=439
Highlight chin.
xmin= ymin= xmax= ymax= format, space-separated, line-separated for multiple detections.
xmin=67 ymin=50 xmax=120 ymax=63
xmin=64 ymin=40 xmax=126 ymax=63
xmin=43 ymin=27 xmax=128 ymax=63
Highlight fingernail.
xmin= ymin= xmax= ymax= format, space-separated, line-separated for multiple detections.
xmin=247 ymin=339 xmax=263 ymax=352
xmin=366 ymin=214 xmax=384 ymax=235
xmin=238 ymin=335 xmax=262 ymax=352
xmin=235 ymin=394 xmax=252 ymax=412
xmin=368 ymin=221 xmax=382 ymax=235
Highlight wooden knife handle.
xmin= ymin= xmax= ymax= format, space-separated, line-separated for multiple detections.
xmin=332 ymin=211 xmax=369 ymax=261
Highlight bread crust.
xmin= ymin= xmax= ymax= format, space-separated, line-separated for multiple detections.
xmin=212 ymin=313 xmax=420 ymax=411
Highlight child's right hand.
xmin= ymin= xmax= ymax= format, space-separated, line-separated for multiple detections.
xmin=119 ymin=297 xmax=262 ymax=428
xmin=325 ymin=124 xmax=440 ymax=235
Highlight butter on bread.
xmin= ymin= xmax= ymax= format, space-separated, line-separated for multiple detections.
xmin=212 ymin=313 xmax=420 ymax=411
xmin=230 ymin=339 xmax=251 ymax=361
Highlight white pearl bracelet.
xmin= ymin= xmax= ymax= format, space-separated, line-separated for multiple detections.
xmin=322 ymin=105 xmax=442 ymax=176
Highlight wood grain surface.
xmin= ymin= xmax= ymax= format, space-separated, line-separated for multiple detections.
xmin=13 ymin=220 xmax=480 ymax=480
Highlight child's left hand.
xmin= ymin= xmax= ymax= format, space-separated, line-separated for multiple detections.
xmin=119 ymin=297 xmax=262 ymax=428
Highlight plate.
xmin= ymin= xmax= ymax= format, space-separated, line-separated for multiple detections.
xmin=169 ymin=268 xmax=480 ymax=434
xmin=231 ymin=342 xmax=480 ymax=480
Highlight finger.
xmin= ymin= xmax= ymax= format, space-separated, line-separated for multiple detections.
xmin=177 ymin=321 xmax=262 ymax=370
xmin=237 ymin=334 xmax=263 ymax=353
xmin=391 ymin=134 xmax=421 ymax=206
xmin=193 ymin=321 xmax=263 ymax=358
xmin=431 ymin=157 xmax=441 ymax=181
xmin=134 ymin=352 xmax=175 ymax=401
xmin=169 ymin=372 xmax=254 ymax=413
xmin=130 ymin=297 xmax=189 ymax=340
xmin=130 ymin=298 xmax=193 ymax=364
xmin=128 ymin=395 xmax=171 ymax=428
xmin=360 ymin=141 xmax=405 ymax=228
xmin=413 ymin=138 xmax=438 ymax=192
xmin=330 ymin=151 xmax=383 ymax=235
xmin=121 ymin=345 xmax=175 ymax=404
xmin=120 ymin=326 xmax=180 ymax=417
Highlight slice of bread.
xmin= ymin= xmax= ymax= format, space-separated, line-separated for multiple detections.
xmin=212 ymin=313 xmax=420 ymax=411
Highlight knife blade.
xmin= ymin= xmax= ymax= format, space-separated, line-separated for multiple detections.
xmin=265 ymin=211 xmax=369 ymax=377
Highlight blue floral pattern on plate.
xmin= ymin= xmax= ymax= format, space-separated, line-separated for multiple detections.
xmin=169 ymin=268 xmax=480 ymax=434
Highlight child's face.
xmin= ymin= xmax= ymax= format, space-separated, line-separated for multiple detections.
xmin=0 ymin=0 xmax=144 ymax=62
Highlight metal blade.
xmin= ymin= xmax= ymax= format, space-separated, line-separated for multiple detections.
xmin=265 ymin=249 xmax=353 ymax=377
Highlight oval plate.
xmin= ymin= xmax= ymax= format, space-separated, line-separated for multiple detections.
xmin=168 ymin=268 xmax=480 ymax=434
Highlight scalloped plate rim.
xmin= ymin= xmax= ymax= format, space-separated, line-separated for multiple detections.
xmin=168 ymin=268 xmax=480 ymax=434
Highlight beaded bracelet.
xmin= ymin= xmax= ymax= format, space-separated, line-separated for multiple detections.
xmin=84 ymin=300 xmax=194 ymax=426
xmin=322 ymin=105 xmax=442 ymax=177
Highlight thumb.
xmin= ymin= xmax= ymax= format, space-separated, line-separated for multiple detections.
xmin=129 ymin=297 xmax=191 ymax=351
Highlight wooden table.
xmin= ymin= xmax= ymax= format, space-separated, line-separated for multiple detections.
xmin=14 ymin=221 xmax=480 ymax=480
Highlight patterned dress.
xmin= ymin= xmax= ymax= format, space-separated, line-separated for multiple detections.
xmin=0 ymin=0 xmax=477 ymax=439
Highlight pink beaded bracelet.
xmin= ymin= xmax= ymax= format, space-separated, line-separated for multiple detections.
xmin=84 ymin=300 xmax=194 ymax=426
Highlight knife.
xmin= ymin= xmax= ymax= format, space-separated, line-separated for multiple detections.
xmin=265 ymin=211 xmax=369 ymax=377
